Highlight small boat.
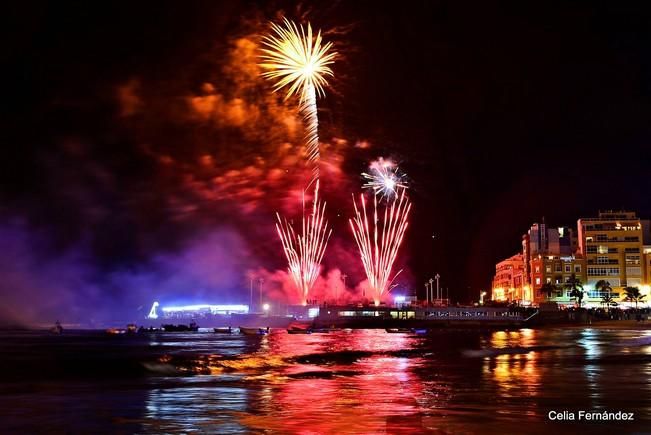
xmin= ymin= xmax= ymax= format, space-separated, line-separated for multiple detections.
xmin=213 ymin=327 xmax=233 ymax=334
xmin=287 ymin=327 xmax=311 ymax=334
xmin=108 ymin=324 xmax=140 ymax=335
xmin=311 ymin=328 xmax=336 ymax=334
xmin=162 ymin=321 xmax=199 ymax=332
xmin=49 ymin=321 xmax=63 ymax=334
xmin=385 ymin=328 xmax=412 ymax=333
xmin=106 ymin=327 xmax=126 ymax=335
xmin=411 ymin=328 xmax=428 ymax=335
xmin=240 ymin=327 xmax=269 ymax=336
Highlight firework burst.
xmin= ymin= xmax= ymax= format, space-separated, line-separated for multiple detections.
xmin=276 ymin=181 xmax=332 ymax=305
xmin=260 ymin=18 xmax=336 ymax=181
xmin=362 ymin=158 xmax=408 ymax=199
xmin=349 ymin=188 xmax=412 ymax=306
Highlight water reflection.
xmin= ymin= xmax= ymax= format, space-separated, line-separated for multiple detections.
xmin=2 ymin=328 xmax=651 ymax=433
xmin=239 ymin=330 xmax=428 ymax=433
xmin=145 ymin=382 xmax=249 ymax=433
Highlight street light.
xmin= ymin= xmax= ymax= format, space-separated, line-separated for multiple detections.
xmin=258 ymin=278 xmax=264 ymax=312
xmin=480 ymin=291 xmax=487 ymax=305
xmin=263 ymin=303 xmax=270 ymax=315
xmin=435 ymin=273 xmax=441 ymax=303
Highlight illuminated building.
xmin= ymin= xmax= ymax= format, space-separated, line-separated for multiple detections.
xmin=529 ymin=254 xmax=586 ymax=303
xmin=491 ymin=254 xmax=526 ymax=303
xmin=493 ymin=211 xmax=651 ymax=307
xmin=493 ymin=221 xmax=585 ymax=305
xmin=644 ymin=245 xmax=651 ymax=286
xmin=577 ymin=211 xmax=644 ymax=301
xmin=160 ymin=304 xmax=250 ymax=318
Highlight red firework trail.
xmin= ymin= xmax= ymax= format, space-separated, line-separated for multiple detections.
xmin=349 ymin=188 xmax=412 ymax=306
xmin=276 ymin=181 xmax=332 ymax=305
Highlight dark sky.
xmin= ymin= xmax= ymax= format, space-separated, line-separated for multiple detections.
xmin=2 ymin=1 xmax=651 ymax=322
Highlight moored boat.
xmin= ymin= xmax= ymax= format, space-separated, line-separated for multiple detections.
xmin=213 ymin=327 xmax=233 ymax=334
xmin=162 ymin=321 xmax=199 ymax=332
xmin=49 ymin=321 xmax=63 ymax=334
xmin=240 ymin=327 xmax=269 ymax=335
xmin=287 ymin=327 xmax=311 ymax=334
xmin=106 ymin=327 xmax=126 ymax=335
xmin=385 ymin=328 xmax=412 ymax=333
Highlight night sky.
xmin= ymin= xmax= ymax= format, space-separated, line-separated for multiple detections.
xmin=3 ymin=1 xmax=651 ymax=323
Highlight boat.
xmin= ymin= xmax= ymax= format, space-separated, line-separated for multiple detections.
xmin=162 ymin=321 xmax=199 ymax=332
xmin=311 ymin=327 xmax=336 ymax=333
xmin=287 ymin=327 xmax=311 ymax=334
xmin=385 ymin=328 xmax=412 ymax=333
xmin=240 ymin=327 xmax=269 ymax=335
xmin=49 ymin=321 xmax=63 ymax=334
xmin=412 ymin=328 xmax=428 ymax=335
xmin=106 ymin=327 xmax=126 ymax=335
xmin=213 ymin=327 xmax=233 ymax=334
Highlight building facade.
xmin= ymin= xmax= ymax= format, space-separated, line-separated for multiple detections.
xmin=578 ymin=211 xmax=643 ymax=289
xmin=491 ymin=212 xmax=651 ymax=307
xmin=491 ymin=254 xmax=529 ymax=304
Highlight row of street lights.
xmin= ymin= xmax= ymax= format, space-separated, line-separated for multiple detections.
xmin=424 ymin=273 xmax=443 ymax=305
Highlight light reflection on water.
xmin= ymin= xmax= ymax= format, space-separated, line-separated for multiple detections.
xmin=1 ymin=328 xmax=651 ymax=433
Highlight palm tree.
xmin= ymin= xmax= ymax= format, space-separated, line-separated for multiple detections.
xmin=595 ymin=280 xmax=613 ymax=298
xmin=600 ymin=294 xmax=614 ymax=312
xmin=624 ymin=286 xmax=646 ymax=310
xmin=564 ymin=273 xmax=584 ymax=307
xmin=539 ymin=282 xmax=558 ymax=299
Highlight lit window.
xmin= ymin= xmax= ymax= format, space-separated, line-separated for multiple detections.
xmin=535 ymin=277 xmax=541 ymax=285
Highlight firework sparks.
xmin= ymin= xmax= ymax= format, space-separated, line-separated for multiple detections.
xmin=260 ymin=18 xmax=336 ymax=181
xmin=362 ymin=158 xmax=408 ymax=199
xmin=349 ymin=188 xmax=412 ymax=306
xmin=276 ymin=181 xmax=332 ymax=305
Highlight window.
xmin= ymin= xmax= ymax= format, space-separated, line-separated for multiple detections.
xmin=596 ymin=234 xmax=608 ymax=242
xmin=587 ymin=267 xmax=620 ymax=276
xmin=555 ymin=264 xmax=562 ymax=272
xmin=564 ymin=264 xmax=571 ymax=273
xmin=597 ymin=256 xmax=610 ymax=264
xmin=574 ymin=265 xmax=581 ymax=273
xmin=546 ymin=277 xmax=552 ymax=284
xmin=587 ymin=246 xmax=598 ymax=253
xmin=535 ymin=266 xmax=540 ymax=273
xmin=546 ymin=266 xmax=552 ymax=273
xmin=535 ymin=277 xmax=541 ymax=285
xmin=597 ymin=245 xmax=608 ymax=254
